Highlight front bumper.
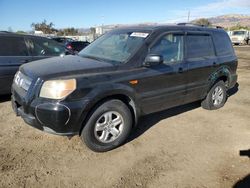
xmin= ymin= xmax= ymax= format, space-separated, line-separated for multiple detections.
xmin=231 ymin=40 xmax=245 ymax=44
xmin=11 ymin=91 xmax=89 ymax=136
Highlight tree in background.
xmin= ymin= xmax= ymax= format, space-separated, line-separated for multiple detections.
xmin=57 ymin=28 xmax=79 ymax=36
xmin=16 ymin=31 xmax=27 ymax=34
xmin=31 ymin=20 xmax=55 ymax=34
xmin=230 ymin=23 xmax=250 ymax=31
xmin=194 ymin=18 xmax=212 ymax=26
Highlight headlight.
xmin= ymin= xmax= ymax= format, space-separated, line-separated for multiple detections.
xmin=40 ymin=79 xmax=76 ymax=99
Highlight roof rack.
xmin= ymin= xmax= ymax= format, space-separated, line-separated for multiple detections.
xmin=177 ymin=23 xmax=201 ymax=27
xmin=177 ymin=23 xmax=224 ymax=29
xmin=0 ymin=31 xmax=13 ymax=33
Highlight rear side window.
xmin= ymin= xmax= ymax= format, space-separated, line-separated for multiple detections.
xmin=213 ymin=32 xmax=234 ymax=57
xmin=27 ymin=37 xmax=65 ymax=56
xmin=186 ymin=34 xmax=215 ymax=60
xmin=0 ymin=36 xmax=28 ymax=56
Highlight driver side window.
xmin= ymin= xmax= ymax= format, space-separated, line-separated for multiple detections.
xmin=150 ymin=34 xmax=184 ymax=64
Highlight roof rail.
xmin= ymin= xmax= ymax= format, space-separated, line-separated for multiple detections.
xmin=177 ymin=23 xmax=224 ymax=29
xmin=0 ymin=31 xmax=13 ymax=33
xmin=177 ymin=23 xmax=201 ymax=27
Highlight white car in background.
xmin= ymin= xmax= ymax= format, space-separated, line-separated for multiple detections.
xmin=230 ymin=30 xmax=249 ymax=45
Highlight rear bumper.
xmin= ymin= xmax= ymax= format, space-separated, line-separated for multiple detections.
xmin=229 ymin=74 xmax=238 ymax=89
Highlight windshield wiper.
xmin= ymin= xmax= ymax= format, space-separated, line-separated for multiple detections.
xmin=82 ymin=55 xmax=104 ymax=62
xmin=81 ymin=55 xmax=121 ymax=64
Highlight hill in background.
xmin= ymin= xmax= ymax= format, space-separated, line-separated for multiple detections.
xmin=207 ymin=14 xmax=250 ymax=28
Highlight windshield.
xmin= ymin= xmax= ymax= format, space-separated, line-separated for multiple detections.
xmin=79 ymin=31 xmax=150 ymax=64
xmin=232 ymin=31 xmax=246 ymax=36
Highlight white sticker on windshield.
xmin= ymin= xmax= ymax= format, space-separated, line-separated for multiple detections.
xmin=130 ymin=32 xmax=149 ymax=38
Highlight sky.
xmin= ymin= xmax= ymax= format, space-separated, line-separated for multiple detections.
xmin=0 ymin=0 xmax=250 ymax=31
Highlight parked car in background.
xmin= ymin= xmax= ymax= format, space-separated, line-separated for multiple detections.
xmin=65 ymin=41 xmax=90 ymax=53
xmin=230 ymin=30 xmax=249 ymax=45
xmin=12 ymin=25 xmax=237 ymax=152
xmin=0 ymin=31 xmax=71 ymax=95
xmin=51 ymin=37 xmax=74 ymax=44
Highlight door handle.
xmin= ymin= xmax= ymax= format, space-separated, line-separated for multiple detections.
xmin=178 ymin=67 xmax=184 ymax=73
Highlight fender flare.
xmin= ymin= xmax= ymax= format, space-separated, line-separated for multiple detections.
xmin=78 ymin=83 xmax=141 ymax=134
xmin=208 ymin=66 xmax=232 ymax=90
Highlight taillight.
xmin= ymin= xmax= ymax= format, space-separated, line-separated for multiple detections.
xmin=66 ymin=45 xmax=72 ymax=50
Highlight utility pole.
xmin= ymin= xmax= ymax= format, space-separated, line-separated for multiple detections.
xmin=101 ymin=15 xmax=104 ymax=35
xmin=188 ymin=11 xmax=190 ymax=22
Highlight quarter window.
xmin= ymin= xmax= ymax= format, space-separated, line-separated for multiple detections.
xmin=213 ymin=32 xmax=234 ymax=57
xmin=186 ymin=34 xmax=215 ymax=60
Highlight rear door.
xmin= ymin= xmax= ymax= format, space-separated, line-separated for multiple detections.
xmin=185 ymin=32 xmax=217 ymax=102
xmin=0 ymin=35 xmax=31 ymax=94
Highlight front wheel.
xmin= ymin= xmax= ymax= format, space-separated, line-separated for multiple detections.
xmin=201 ymin=81 xmax=227 ymax=110
xmin=81 ymin=99 xmax=132 ymax=152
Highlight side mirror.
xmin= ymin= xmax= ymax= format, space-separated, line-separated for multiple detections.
xmin=143 ymin=54 xmax=163 ymax=67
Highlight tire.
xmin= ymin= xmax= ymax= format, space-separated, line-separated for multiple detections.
xmin=81 ymin=99 xmax=132 ymax=152
xmin=201 ymin=81 xmax=227 ymax=110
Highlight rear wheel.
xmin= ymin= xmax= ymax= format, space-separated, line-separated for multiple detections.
xmin=81 ymin=99 xmax=132 ymax=152
xmin=201 ymin=81 xmax=227 ymax=110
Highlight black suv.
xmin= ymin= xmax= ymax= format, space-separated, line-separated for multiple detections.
xmin=65 ymin=41 xmax=90 ymax=53
xmin=11 ymin=25 xmax=238 ymax=152
xmin=51 ymin=37 xmax=74 ymax=44
xmin=0 ymin=32 xmax=70 ymax=95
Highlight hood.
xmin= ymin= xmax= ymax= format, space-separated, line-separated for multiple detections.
xmin=20 ymin=55 xmax=114 ymax=79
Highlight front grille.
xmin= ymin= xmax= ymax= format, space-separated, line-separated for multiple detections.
xmin=14 ymin=71 xmax=32 ymax=92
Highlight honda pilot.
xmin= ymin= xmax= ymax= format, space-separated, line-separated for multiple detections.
xmin=11 ymin=24 xmax=238 ymax=152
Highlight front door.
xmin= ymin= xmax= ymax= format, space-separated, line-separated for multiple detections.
xmin=137 ymin=32 xmax=188 ymax=114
